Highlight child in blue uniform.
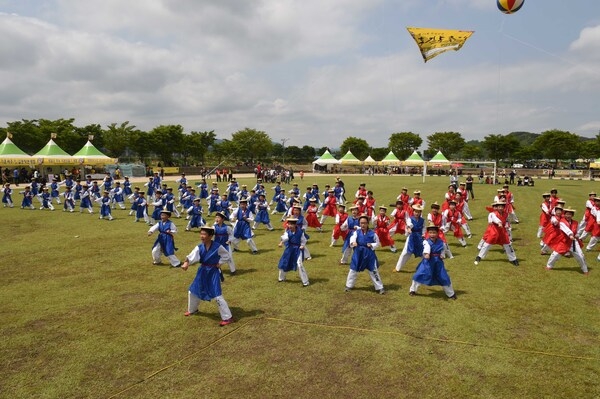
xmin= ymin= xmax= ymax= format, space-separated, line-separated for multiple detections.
xmin=39 ymin=187 xmax=55 ymax=211
xmin=230 ymin=199 xmax=259 ymax=254
xmin=186 ymin=198 xmax=205 ymax=231
xmin=20 ymin=186 xmax=35 ymax=209
xmin=128 ymin=187 xmax=140 ymax=216
xmin=182 ymin=226 xmax=234 ymax=326
xmin=340 ymin=206 xmax=361 ymax=264
xmin=213 ymin=211 xmax=236 ymax=275
xmin=148 ymin=210 xmax=181 ymax=267
xmin=50 ymin=178 xmax=61 ymax=204
xmin=96 ymin=191 xmax=113 ymax=220
xmin=409 ymin=224 xmax=456 ymax=299
xmin=164 ymin=187 xmax=181 ymax=218
xmin=277 ymin=218 xmax=310 ymax=286
xmin=62 ymin=186 xmax=75 ymax=212
xmin=395 ymin=204 xmax=425 ymax=272
xmin=79 ymin=184 xmax=94 ymax=213
xmin=122 ymin=176 xmax=132 ymax=196
xmin=344 ymin=215 xmax=385 ymax=294
xmin=2 ymin=183 xmax=13 ymax=208
xmin=134 ymin=192 xmax=150 ymax=223
xmin=253 ymin=194 xmax=274 ymax=231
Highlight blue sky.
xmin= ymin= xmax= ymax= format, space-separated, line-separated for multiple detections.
xmin=1 ymin=0 xmax=599 ymax=148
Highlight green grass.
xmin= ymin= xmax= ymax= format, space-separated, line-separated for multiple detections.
xmin=1 ymin=175 xmax=599 ymax=398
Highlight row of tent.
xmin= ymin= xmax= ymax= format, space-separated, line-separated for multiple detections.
xmin=0 ymin=137 xmax=117 ymax=167
xmin=313 ymin=149 xmax=451 ymax=167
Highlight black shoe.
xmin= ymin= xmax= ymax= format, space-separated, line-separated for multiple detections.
xmin=252 ymin=251 xmax=258 ymax=255
xmin=409 ymin=291 xmax=416 ymax=296
xmin=378 ymin=288 xmax=385 ymax=295
xmin=474 ymin=256 xmax=481 ymax=265
xmin=230 ymin=271 xmax=236 ymax=276
xmin=449 ymin=294 xmax=457 ymax=300
xmin=344 ymin=287 xmax=351 ymax=292
xmin=511 ymin=260 xmax=519 ymax=266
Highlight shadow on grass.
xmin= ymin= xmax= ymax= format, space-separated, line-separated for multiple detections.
xmin=348 ymin=283 xmax=401 ymax=293
xmin=413 ymin=289 xmax=467 ymax=299
xmin=198 ymin=307 xmax=266 ymax=322
xmin=229 ymin=268 xmax=257 ymax=276
xmin=548 ymin=266 xmax=588 ymax=274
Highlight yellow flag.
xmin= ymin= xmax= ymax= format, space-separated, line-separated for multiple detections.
xmin=407 ymin=27 xmax=474 ymax=63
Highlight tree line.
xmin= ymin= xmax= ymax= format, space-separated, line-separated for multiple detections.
xmin=2 ymin=118 xmax=598 ymax=167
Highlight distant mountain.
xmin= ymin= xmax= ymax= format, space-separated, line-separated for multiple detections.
xmin=507 ymin=131 xmax=539 ymax=146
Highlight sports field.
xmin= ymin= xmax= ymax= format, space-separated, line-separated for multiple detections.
xmin=1 ymin=174 xmax=598 ymax=398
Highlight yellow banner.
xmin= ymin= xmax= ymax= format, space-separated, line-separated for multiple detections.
xmin=0 ymin=157 xmax=37 ymax=166
xmin=407 ymin=27 xmax=474 ymax=63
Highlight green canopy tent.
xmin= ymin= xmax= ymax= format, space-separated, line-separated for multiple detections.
xmin=402 ymin=150 xmax=425 ymax=166
xmin=380 ymin=151 xmax=401 ymax=167
xmin=312 ymin=149 xmax=340 ymax=172
xmin=72 ymin=140 xmax=118 ymax=165
xmin=362 ymin=155 xmax=378 ymax=166
xmin=0 ymin=137 xmax=35 ymax=166
xmin=339 ymin=150 xmax=362 ymax=166
xmin=34 ymin=138 xmax=79 ymax=165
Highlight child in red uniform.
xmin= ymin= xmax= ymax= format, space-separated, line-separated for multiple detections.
xmin=331 ymin=204 xmax=348 ymax=247
xmin=305 ymin=198 xmax=322 ymax=231
xmin=373 ymin=206 xmax=397 ymax=253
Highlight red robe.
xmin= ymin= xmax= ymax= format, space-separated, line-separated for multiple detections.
xmin=389 ymin=207 xmax=407 ymax=235
xmin=374 ymin=214 xmax=394 ymax=247
xmin=483 ymin=210 xmax=510 ymax=245
xmin=332 ymin=212 xmax=349 ymax=240
xmin=306 ymin=204 xmax=322 ymax=228
xmin=428 ymin=212 xmax=447 ymax=242
xmin=322 ymin=194 xmax=338 ymax=217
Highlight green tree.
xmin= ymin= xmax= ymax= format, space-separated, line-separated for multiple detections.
xmin=340 ymin=136 xmax=370 ymax=160
xmin=388 ymin=132 xmax=422 ymax=160
xmin=149 ymin=125 xmax=185 ymax=166
xmin=461 ymin=144 xmax=483 ymax=160
xmin=481 ymin=134 xmax=522 ymax=163
xmin=182 ymin=130 xmax=216 ymax=165
xmin=104 ymin=121 xmax=137 ymax=159
xmin=76 ymin=124 xmax=105 ymax=152
xmin=370 ymin=147 xmax=389 ymax=161
xmin=426 ymin=132 xmax=465 ymax=158
xmin=229 ymin=128 xmax=273 ymax=163
xmin=533 ymin=129 xmax=581 ymax=167
xmin=300 ymin=145 xmax=316 ymax=163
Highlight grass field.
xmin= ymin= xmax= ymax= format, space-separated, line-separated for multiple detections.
xmin=1 ymin=175 xmax=599 ymax=399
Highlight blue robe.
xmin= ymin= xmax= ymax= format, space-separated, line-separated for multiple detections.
xmin=278 ymin=228 xmax=304 ymax=272
xmin=21 ymin=191 xmax=33 ymax=207
xmin=214 ymin=224 xmax=230 ymax=250
xmin=123 ymin=180 xmax=132 ymax=195
xmin=342 ymin=216 xmax=360 ymax=253
xmin=407 ymin=216 xmax=425 ymax=257
xmin=189 ymin=242 xmax=224 ymax=301
xmin=99 ymin=196 xmax=111 ymax=216
xmin=153 ymin=221 xmax=178 ymax=256
xmin=350 ymin=230 xmax=379 ymax=272
xmin=254 ymin=200 xmax=270 ymax=224
xmin=135 ymin=197 xmax=147 ymax=219
xmin=412 ymin=238 xmax=452 ymax=287
xmin=198 ymin=183 xmax=208 ymax=199
xmin=188 ymin=205 xmax=205 ymax=228
xmin=233 ymin=208 xmax=253 ymax=239
xmin=275 ymin=193 xmax=288 ymax=213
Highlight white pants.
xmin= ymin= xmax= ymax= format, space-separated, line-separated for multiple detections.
xmin=151 ymin=245 xmax=180 ymax=266
xmin=231 ymin=237 xmax=258 ymax=252
xmin=547 ymin=242 xmax=588 ymax=272
xmin=410 ymin=281 xmax=455 ymax=297
xmin=188 ymin=292 xmax=232 ymax=321
xmin=345 ymin=269 xmax=383 ymax=291
xmin=395 ymin=239 xmax=415 ymax=271
xmin=225 ymin=247 xmax=236 ymax=273
xmin=477 ymin=242 xmax=516 ymax=261
xmin=278 ymin=257 xmax=309 ymax=285
xmin=340 ymin=246 xmax=352 ymax=264
xmin=462 ymin=202 xmax=473 ymax=220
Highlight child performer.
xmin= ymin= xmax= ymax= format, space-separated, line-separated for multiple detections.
xmin=50 ymin=178 xmax=61 ymax=204
xmin=134 ymin=192 xmax=150 ymax=223
xmin=537 ymin=193 xmax=553 ymax=239
xmin=427 ymin=202 xmax=453 ymax=258
xmin=344 ymin=215 xmax=385 ymax=295
xmin=340 ymin=205 xmax=361 ymax=265
xmin=388 ymin=200 xmax=407 ymax=236
xmin=148 ymin=210 xmax=181 ymax=267
xmin=319 ymin=189 xmax=338 ymax=226
xmin=213 ymin=211 xmax=237 ymax=276
xmin=230 ymin=199 xmax=259 ymax=254
xmin=442 ymin=200 xmax=467 ymax=247
xmin=79 ymin=184 xmax=94 ymax=214
xmin=305 ymin=198 xmax=322 ymax=232
xmin=186 ymin=198 xmax=206 ymax=231
xmin=181 ymin=226 xmax=234 ymax=326
xmin=474 ymin=201 xmax=518 ymax=266
xmin=96 ymin=191 xmax=114 ymax=220
xmin=409 ymin=224 xmax=457 ymax=299
xmin=20 ymin=186 xmax=35 ymax=210
xmin=39 ymin=187 xmax=55 ymax=211
xmin=110 ymin=181 xmax=126 ymax=210
xmin=164 ymin=187 xmax=181 ymax=218
xmin=330 ymin=204 xmax=348 ymax=247
xmin=62 ymin=186 xmax=75 ymax=212
xmin=2 ymin=183 xmax=13 ymax=208
xmin=252 ymin=193 xmax=274 ymax=231
xmin=271 ymin=190 xmax=288 ymax=216
xmin=277 ymin=217 xmax=310 ymax=287
xmin=577 ymin=191 xmax=596 ymax=240
xmin=373 ymin=206 xmax=397 ymax=253
xmin=545 ymin=208 xmax=589 ymax=275
xmin=122 ymin=176 xmax=133 ymax=196
xmin=394 ymin=204 xmax=425 ymax=272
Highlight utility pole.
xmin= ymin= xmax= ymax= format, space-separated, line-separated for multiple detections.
xmin=281 ymin=138 xmax=289 ymax=166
